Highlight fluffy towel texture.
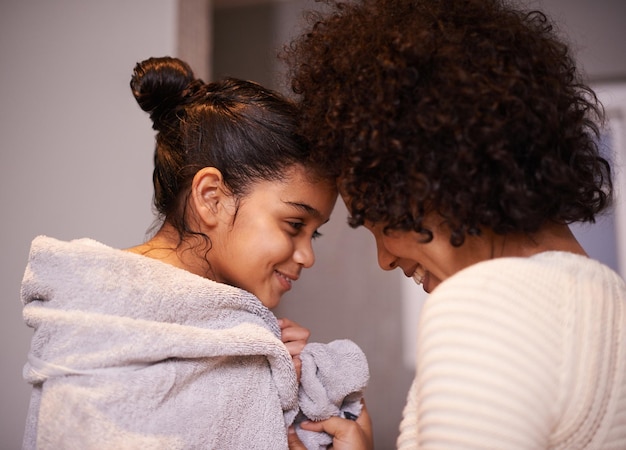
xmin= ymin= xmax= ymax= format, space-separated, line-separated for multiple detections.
xmin=295 ymin=340 xmax=369 ymax=450
xmin=21 ymin=236 xmax=299 ymax=449
xmin=21 ymin=236 xmax=370 ymax=450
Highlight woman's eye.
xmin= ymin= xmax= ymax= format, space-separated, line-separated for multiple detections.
xmin=312 ymin=230 xmax=322 ymax=239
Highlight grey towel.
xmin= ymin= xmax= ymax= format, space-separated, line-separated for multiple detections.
xmin=295 ymin=339 xmax=370 ymax=450
xmin=21 ymin=236 xmax=298 ymax=449
xmin=21 ymin=236 xmax=369 ymax=450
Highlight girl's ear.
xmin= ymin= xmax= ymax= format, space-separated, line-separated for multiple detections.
xmin=191 ymin=167 xmax=230 ymax=227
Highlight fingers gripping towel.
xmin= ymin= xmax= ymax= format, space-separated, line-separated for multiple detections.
xmin=295 ymin=339 xmax=370 ymax=449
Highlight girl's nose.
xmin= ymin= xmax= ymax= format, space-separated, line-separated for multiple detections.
xmin=294 ymin=240 xmax=315 ymax=268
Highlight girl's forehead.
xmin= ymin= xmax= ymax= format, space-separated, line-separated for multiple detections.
xmin=242 ymin=168 xmax=337 ymax=213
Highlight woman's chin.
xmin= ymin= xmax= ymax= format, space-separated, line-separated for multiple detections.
xmin=423 ymin=272 xmax=442 ymax=293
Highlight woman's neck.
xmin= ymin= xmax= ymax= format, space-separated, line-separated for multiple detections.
xmin=495 ymin=222 xmax=588 ymax=259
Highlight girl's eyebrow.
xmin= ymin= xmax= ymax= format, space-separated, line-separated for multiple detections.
xmin=285 ymin=201 xmax=324 ymax=220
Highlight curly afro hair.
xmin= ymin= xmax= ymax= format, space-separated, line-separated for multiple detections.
xmin=284 ymin=0 xmax=612 ymax=246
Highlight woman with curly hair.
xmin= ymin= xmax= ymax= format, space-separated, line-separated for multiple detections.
xmin=285 ymin=0 xmax=626 ymax=448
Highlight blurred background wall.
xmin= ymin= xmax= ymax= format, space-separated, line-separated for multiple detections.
xmin=0 ymin=1 xmax=177 ymax=448
xmin=1 ymin=0 xmax=624 ymax=448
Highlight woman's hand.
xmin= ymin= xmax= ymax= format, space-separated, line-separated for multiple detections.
xmin=279 ymin=317 xmax=310 ymax=382
xmin=287 ymin=401 xmax=374 ymax=450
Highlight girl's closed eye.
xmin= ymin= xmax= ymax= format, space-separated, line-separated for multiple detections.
xmin=287 ymin=221 xmax=323 ymax=239
xmin=288 ymin=221 xmax=305 ymax=233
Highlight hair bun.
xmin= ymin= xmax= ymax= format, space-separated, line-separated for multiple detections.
xmin=130 ymin=56 xmax=197 ymax=130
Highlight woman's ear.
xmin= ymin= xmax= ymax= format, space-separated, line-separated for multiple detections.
xmin=190 ymin=167 xmax=230 ymax=227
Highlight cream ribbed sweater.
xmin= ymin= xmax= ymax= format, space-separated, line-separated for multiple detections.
xmin=398 ymin=252 xmax=626 ymax=449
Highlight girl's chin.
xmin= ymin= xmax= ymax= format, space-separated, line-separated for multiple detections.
xmin=260 ymin=296 xmax=281 ymax=310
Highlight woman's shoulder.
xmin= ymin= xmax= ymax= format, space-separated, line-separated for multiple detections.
xmin=423 ymin=251 xmax=625 ymax=331
xmin=440 ymin=251 xmax=621 ymax=294
xmin=463 ymin=249 xmax=604 ymax=272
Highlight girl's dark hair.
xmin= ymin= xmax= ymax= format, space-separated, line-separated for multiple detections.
xmin=131 ymin=56 xmax=319 ymax=240
xmin=285 ymin=0 xmax=613 ymax=246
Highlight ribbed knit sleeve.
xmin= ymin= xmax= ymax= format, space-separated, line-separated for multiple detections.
xmin=397 ymin=252 xmax=626 ymax=450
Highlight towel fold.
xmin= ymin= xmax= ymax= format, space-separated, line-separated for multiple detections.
xmin=295 ymin=339 xmax=370 ymax=449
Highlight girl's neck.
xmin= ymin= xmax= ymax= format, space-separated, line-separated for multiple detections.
xmin=125 ymin=223 xmax=212 ymax=278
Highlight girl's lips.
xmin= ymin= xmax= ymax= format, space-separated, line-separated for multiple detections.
xmin=275 ymin=270 xmax=294 ymax=290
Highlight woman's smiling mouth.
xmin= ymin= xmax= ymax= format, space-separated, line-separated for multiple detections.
xmin=412 ymin=265 xmax=426 ymax=285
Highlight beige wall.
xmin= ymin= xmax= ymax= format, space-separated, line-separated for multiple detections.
xmin=0 ymin=1 xmax=177 ymax=447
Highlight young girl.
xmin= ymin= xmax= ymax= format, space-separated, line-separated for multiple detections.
xmin=21 ymin=57 xmax=338 ymax=449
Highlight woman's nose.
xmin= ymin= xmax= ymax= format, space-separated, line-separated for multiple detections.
xmin=377 ymin=246 xmax=397 ymax=271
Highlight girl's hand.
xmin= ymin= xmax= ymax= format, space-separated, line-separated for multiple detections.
xmin=279 ymin=317 xmax=310 ymax=382
xmin=287 ymin=401 xmax=374 ymax=450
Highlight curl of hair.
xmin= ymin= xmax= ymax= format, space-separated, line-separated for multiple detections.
xmin=284 ymin=0 xmax=612 ymax=245
xmin=131 ymin=56 xmax=321 ymax=240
